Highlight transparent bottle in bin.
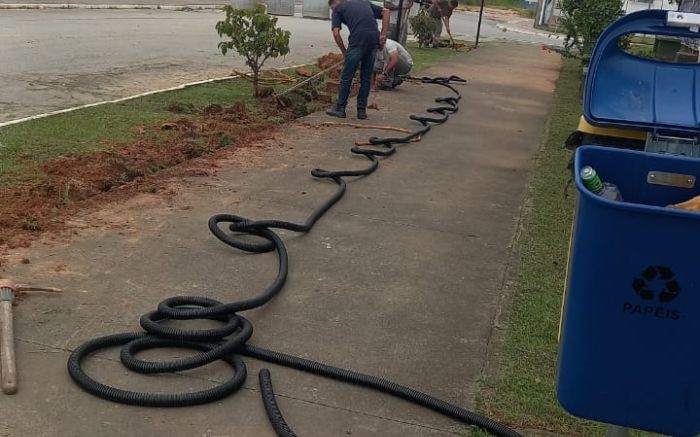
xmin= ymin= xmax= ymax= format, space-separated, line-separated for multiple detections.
xmin=580 ymin=166 xmax=623 ymax=201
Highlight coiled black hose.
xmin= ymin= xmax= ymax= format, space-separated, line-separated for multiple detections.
xmin=67 ymin=76 xmax=522 ymax=437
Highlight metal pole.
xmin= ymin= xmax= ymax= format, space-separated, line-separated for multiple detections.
xmin=394 ymin=0 xmax=405 ymax=43
xmin=606 ymin=425 xmax=630 ymax=437
xmin=475 ymin=0 xmax=485 ymax=47
xmin=538 ymin=0 xmax=546 ymax=27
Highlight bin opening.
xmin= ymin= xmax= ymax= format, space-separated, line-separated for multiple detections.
xmin=585 ymin=10 xmax=700 ymax=135
xmin=619 ymin=33 xmax=700 ymax=64
xmin=576 ymin=146 xmax=700 ymax=208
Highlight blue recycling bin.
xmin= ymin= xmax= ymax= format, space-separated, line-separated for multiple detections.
xmin=557 ymin=9 xmax=700 ymax=437
xmin=559 ymin=146 xmax=700 ymax=436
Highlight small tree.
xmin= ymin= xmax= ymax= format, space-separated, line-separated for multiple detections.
xmin=216 ymin=5 xmax=291 ymax=97
xmin=560 ymin=0 xmax=624 ymax=64
xmin=410 ymin=9 xmax=437 ymax=48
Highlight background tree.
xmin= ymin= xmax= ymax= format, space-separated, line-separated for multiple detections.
xmin=216 ymin=5 xmax=291 ymax=97
xmin=560 ymin=0 xmax=624 ymax=64
xmin=409 ymin=8 xmax=437 ymax=48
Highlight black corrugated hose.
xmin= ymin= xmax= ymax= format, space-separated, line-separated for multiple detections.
xmin=67 ymin=76 xmax=523 ymax=437
xmin=259 ymin=369 xmax=297 ymax=437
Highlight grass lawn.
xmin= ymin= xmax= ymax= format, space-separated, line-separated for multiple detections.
xmin=408 ymin=41 xmax=468 ymax=72
xmin=473 ymin=58 xmax=664 ymax=437
xmin=0 ymin=44 xmax=462 ymax=186
xmin=0 ymin=80 xmax=259 ymax=185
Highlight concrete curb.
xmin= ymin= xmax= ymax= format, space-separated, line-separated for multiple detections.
xmin=0 ymin=61 xmax=313 ymax=128
xmin=0 ymin=75 xmax=235 ymax=128
xmin=0 ymin=3 xmax=223 ymax=10
xmin=496 ymin=22 xmax=565 ymax=41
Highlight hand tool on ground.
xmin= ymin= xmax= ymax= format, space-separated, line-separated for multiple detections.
xmin=0 ymin=279 xmax=60 ymax=395
xmin=0 ymin=279 xmax=17 ymax=395
xmin=233 ymin=69 xmax=297 ymax=86
xmin=318 ymin=121 xmax=413 ymax=133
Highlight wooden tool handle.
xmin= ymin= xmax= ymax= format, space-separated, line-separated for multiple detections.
xmin=1 ymin=301 xmax=17 ymax=394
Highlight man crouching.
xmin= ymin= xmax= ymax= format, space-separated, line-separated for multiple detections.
xmin=374 ymin=38 xmax=413 ymax=90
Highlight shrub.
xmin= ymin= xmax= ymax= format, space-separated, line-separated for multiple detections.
xmin=410 ymin=9 xmax=437 ymax=48
xmin=215 ymin=5 xmax=292 ymax=97
xmin=560 ymin=0 xmax=624 ymax=64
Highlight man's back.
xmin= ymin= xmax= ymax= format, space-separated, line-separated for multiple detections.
xmin=332 ymin=0 xmax=383 ymax=47
xmin=429 ymin=0 xmax=450 ymax=18
xmin=378 ymin=39 xmax=413 ymax=66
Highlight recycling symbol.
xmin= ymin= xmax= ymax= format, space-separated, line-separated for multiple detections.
xmin=632 ymin=266 xmax=681 ymax=303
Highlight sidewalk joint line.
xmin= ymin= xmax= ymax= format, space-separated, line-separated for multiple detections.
xmin=17 ymin=337 xmax=462 ymax=434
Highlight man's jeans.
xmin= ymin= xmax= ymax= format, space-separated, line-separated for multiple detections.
xmin=336 ymin=44 xmax=377 ymax=111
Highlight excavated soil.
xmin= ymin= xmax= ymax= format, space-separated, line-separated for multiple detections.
xmin=0 ymin=55 xmax=346 ymax=254
xmin=0 ymin=101 xmax=293 ymax=252
xmin=318 ymin=53 xmax=345 ymax=80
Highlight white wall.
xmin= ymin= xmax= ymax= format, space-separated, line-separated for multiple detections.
xmin=624 ymin=0 xmax=678 ymax=13
xmin=535 ymin=0 xmax=561 ymax=27
xmin=536 ymin=0 xmax=680 ymax=28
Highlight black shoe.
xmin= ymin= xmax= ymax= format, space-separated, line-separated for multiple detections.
xmin=357 ymin=109 xmax=368 ymax=120
xmin=326 ymin=107 xmax=347 ymax=118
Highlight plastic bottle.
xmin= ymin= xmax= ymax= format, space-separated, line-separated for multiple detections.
xmin=580 ymin=166 xmax=623 ymax=201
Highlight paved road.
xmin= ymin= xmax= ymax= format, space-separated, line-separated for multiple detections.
xmin=0 ymin=8 xmax=558 ymax=122
xmin=2 ymin=44 xmax=560 ymax=436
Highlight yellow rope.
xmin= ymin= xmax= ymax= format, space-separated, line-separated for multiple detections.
xmin=354 ymin=136 xmax=421 ymax=146
xmin=319 ymin=121 xmax=413 ymax=133
xmin=318 ymin=122 xmax=421 ymax=146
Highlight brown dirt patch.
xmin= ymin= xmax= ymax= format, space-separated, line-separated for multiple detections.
xmin=318 ymin=53 xmax=345 ymax=80
xmin=0 ymin=100 xmax=299 ymax=252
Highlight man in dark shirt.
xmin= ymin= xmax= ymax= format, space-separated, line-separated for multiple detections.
xmin=430 ymin=0 xmax=457 ymax=47
xmin=327 ymin=0 xmax=390 ymax=120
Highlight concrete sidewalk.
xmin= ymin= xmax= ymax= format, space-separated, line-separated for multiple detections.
xmin=494 ymin=17 xmax=565 ymax=41
xmin=1 ymin=43 xmax=560 ymax=436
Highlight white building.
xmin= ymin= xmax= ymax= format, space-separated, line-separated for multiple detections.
xmin=624 ymin=0 xmax=678 ymax=13
xmin=535 ymin=0 xmax=682 ymax=29
xmin=534 ymin=0 xmax=561 ymax=28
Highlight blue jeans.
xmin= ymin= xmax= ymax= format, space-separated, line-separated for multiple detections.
xmin=336 ymin=44 xmax=377 ymax=111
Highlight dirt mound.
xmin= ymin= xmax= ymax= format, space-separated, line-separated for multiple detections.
xmin=201 ymin=104 xmax=224 ymax=115
xmin=161 ymin=118 xmax=199 ymax=133
xmin=318 ymin=52 xmax=343 ymax=70
xmin=318 ymin=53 xmax=344 ymax=80
xmin=0 ymin=103 xmax=282 ymax=250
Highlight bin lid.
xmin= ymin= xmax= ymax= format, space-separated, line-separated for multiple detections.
xmin=585 ymin=10 xmax=700 ymax=135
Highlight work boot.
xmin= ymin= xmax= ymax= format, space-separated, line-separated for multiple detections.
xmin=357 ymin=108 xmax=368 ymax=120
xmin=326 ymin=106 xmax=347 ymax=118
